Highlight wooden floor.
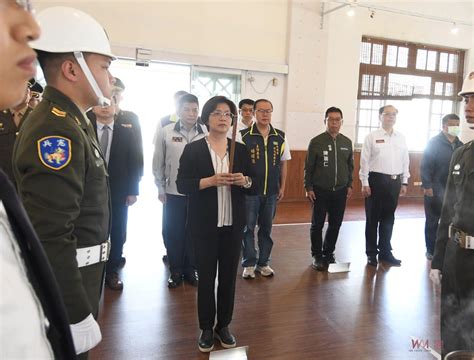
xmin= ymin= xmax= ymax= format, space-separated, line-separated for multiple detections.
xmin=91 ymin=180 xmax=439 ymax=360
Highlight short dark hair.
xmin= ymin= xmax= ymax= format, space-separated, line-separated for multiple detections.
xmin=253 ymin=99 xmax=273 ymax=111
xmin=201 ymin=96 xmax=237 ymax=128
xmin=379 ymin=104 xmax=397 ymax=115
xmin=36 ymin=51 xmax=77 ymax=83
xmin=441 ymin=113 xmax=460 ymax=125
xmin=239 ymin=98 xmax=254 ymax=109
xmin=325 ymin=107 xmax=343 ymax=119
xmin=178 ymin=94 xmax=199 ymax=110
xmin=174 ymin=90 xmax=189 ymax=100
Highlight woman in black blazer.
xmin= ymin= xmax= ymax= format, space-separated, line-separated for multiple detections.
xmin=177 ymin=96 xmax=253 ymax=353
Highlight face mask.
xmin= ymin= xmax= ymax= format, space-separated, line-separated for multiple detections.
xmin=447 ymin=126 xmax=460 ymax=137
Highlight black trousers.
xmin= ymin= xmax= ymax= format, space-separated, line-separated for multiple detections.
xmin=423 ymin=195 xmax=442 ymax=255
xmin=310 ymin=187 xmax=347 ymax=258
xmin=440 ymin=238 xmax=474 ymax=357
xmin=195 ymin=226 xmax=241 ymax=330
xmin=163 ymin=194 xmax=194 ymax=274
xmin=365 ymin=172 xmax=401 ymax=257
xmin=106 ymin=199 xmax=129 ymax=274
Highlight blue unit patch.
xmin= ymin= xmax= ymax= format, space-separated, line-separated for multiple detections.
xmin=37 ymin=136 xmax=72 ymax=170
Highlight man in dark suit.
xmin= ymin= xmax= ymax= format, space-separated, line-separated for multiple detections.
xmin=90 ymin=97 xmax=142 ymax=290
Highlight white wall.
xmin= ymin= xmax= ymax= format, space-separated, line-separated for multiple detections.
xmin=34 ymin=0 xmax=474 ymax=147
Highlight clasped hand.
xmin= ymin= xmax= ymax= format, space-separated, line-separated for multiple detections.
xmin=214 ymin=172 xmax=246 ymax=186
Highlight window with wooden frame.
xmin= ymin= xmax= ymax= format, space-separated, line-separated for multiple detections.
xmin=356 ymin=36 xmax=465 ymax=150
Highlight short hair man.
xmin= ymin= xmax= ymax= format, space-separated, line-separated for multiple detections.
xmin=421 ymin=114 xmax=463 ymax=260
xmin=359 ymin=105 xmax=410 ymax=267
xmin=430 ymin=71 xmax=474 ymax=358
xmin=304 ymin=107 xmax=354 ymax=271
xmin=13 ymin=7 xmax=115 ymax=357
xmin=152 ymin=93 xmax=207 ymax=288
xmin=0 ymin=2 xmax=76 ymax=358
xmin=113 ymin=77 xmax=144 ymax=178
xmin=238 ymin=98 xmax=255 ymax=129
xmin=240 ymin=99 xmax=291 ymax=278
xmin=90 ymin=96 xmax=142 ymax=291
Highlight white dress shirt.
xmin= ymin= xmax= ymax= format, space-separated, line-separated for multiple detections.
xmin=359 ymin=128 xmax=410 ymax=186
xmin=96 ymin=120 xmax=114 ymax=163
xmin=0 ymin=201 xmax=53 ymax=359
xmin=206 ymin=139 xmax=232 ymax=227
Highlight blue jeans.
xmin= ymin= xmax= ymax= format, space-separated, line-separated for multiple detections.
xmin=242 ymin=194 xmax=278 ymax=267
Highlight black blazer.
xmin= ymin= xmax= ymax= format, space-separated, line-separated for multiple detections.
xmin=91 ymin=117 xmax=142 ymax=202
xmin=176 ymin=138 xmax=254 ymax=240
xmin=0 ymin=170 xmax=76 ymax=359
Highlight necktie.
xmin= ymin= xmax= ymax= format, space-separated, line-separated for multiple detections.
xmin=100 ymin=125 xmax=110 ymax=160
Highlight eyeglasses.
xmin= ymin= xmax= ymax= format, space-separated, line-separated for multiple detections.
xmin=255 ymin=109 xmax=273 ymax=114
xmin=382 ymin=112 xmax=398 ymax=117
xmin=210 ymin=111 xmax=234 ymax=119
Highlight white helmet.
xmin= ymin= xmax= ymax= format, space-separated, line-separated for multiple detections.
xmin=31 ymin=7 xmax=115 ymax=59
xmin=459 ymin=71 xmax=474 ymax=96
xmin=32 ymin=7 xmax=115 ymax=106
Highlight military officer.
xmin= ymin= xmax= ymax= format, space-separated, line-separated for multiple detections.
xmin=29 ymin=78 xmax=44 ymax=108
xmin=430 ymin=71 xmax=474 ymax=357
xmin=0 ymin=86 xmax=32 ymax=183
xmin=13 ymin=7 xmax=115 ymax=358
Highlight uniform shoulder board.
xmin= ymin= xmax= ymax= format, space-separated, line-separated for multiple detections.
xmin=51 ymin=107 xmax=67 ymax=118
xmin=121 ymin=123 xmax=132 ymax=128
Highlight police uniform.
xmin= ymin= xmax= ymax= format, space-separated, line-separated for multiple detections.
xmin=116 ymin=110 xmax=143 ymax=177
xmin=304 ymin=131 xmax=354 ymax=263
xmin=12 ymin=86 xmax=110 ymax=324
xmin=0 ymin=106 xmax=32 ymax=183
xmin=431 ymin=141 xmax=474 ymax=356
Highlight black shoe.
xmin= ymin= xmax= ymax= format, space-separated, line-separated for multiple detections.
xmin=184 ymin=270 xmax=199 ymax=287
xmin=326 ymin=254 xmax=336 ymax=264
xmin=118 ymin=256 xmax=126 ymax=269
xmin=367 ymin=256 xmax=378 ymax=267
xmin=105 ymin=272 xmax=124 ymax=291
xmin=316 ymin=258 xmax=328 ymax=272
xmin=425 ymin=252 xmax=433 ymax=261
xmin=215 ymin=327 xmax=236 ymax=349
xmin=379 ymin=253 xmax=401 ymax=266
xmin=167 ymin=273 xmax=183 ymax=288
xmin=311 ymin=256 xmax=325 ymax=270
xmin=198 ymin=329 xmax=214 ymax=352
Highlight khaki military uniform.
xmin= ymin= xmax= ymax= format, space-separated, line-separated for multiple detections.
xmin=0 ymin=107 xmax=32 ymax=183
xmin=432 ymin=141 xmax=474 ymax=357
xmin=13 ymin=86 xmax=110 ymax=324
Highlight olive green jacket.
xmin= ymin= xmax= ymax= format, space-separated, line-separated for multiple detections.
xmin=13 ymin=86 xmax=110 ymax=323
xmin=304 ymin=131 xmax=354 ymax=191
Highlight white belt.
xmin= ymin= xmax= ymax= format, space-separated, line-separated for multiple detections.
xmin=76 ymin=240 xmax=111 ymax=268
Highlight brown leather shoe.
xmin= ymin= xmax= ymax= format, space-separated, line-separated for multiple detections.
xmin=105 ymin=272 xmax=124 ymax=291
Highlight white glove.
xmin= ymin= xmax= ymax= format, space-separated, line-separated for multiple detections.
xmin=429 ymin=269 xmax=442 ymax=287
xmin=70 ymin=313 xmax=102 ymax=354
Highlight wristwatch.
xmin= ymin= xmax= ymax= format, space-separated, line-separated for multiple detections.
xmin=243 ymin=176 xmax=252 ymax=189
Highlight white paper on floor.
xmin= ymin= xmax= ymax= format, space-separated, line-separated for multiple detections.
xmin=209 ymin=346 xmax=249 ymax=360
xmin=328 ymin=262 xmax=351 ymax=273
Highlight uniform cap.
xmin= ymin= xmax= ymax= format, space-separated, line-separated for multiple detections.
xmin=31 ymin=7 xmax=115 ymax=59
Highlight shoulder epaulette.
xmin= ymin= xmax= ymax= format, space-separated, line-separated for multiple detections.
xmin=51 ymin=107 xmax=67 ymax=118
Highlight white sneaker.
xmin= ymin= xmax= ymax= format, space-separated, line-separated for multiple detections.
xmin=242 ymin=266 xmax=255 ymax=279
xmin=256 ymin=265 xmax=274 ymax=277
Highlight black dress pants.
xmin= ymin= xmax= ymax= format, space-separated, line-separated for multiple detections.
xmin=365 ymin=172 xmax=401 ymax=257
xmin=163 ymin=194 xmax=194 ymax=274
xmin=310 ymin=187 xmax=347 ymax=258
xmin=195 ymin=226 xmax=241 ymax=330
xmin=106 ymin=198 xmax=129 ymax=274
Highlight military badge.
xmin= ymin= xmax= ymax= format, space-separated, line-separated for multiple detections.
xmin=37 ymin=136 xmax=72 ymax=170
xmin=121 ymin=123 xmax=132 ymax=128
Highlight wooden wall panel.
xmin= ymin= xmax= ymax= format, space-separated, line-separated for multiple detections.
xmin=283 ymin=150 xmax=424 ymax=203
